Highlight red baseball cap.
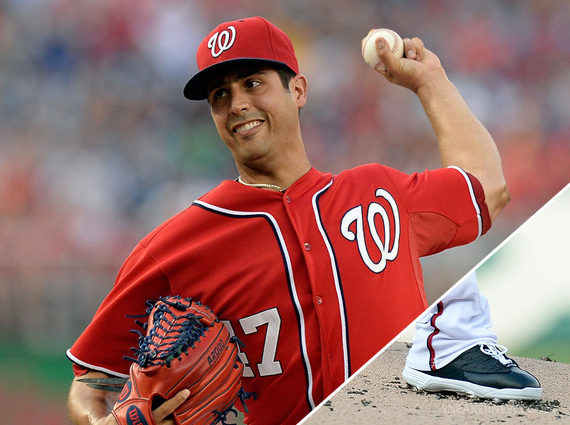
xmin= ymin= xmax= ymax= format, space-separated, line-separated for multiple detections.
xmin=184 ymin=16 xmax=299 ymax=100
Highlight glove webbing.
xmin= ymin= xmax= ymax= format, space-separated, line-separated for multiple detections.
xmin=126 ymin=296 xmax=213 ymax=367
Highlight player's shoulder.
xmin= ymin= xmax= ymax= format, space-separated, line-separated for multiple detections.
xmin=331 ymin=164 xmax=474 ymax=202
xmin=337 ymin=163 xmax=400 ymax=178
xmin=138 ymin=206 xmax=196 ymax=248
xmin=332 ymin=163 xmax=409 ymax=188
xmin=336 ymin=163 xmax=469 ymax=183
xmin=139 ymin=183 xmax=232 ymax=247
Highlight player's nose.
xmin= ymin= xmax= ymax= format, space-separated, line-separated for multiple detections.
xmin=229 ymin=87 xmax=250 ymax=115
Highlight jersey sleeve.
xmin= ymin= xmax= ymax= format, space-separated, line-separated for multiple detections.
xmin=388 ymin=165 xmax=491 ymax=257
xmin=66 ymin=241 xmax=172 ymax=377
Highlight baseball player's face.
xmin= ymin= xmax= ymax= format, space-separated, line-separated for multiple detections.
xmin=207 ymin=64 xmax=307 ymax=170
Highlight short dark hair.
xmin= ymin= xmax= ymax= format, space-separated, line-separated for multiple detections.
xmin=275 ymin=66 xmax=302 ymax=114
xmin=276 ymin=66 xmax=297 ymax=92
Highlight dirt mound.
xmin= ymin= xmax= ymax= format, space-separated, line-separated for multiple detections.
xmin=301 ymin=342 xmax=570 ymax=424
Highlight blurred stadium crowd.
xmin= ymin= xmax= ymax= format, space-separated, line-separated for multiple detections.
xmin=1 ymin=0 xmax=569 ymax=354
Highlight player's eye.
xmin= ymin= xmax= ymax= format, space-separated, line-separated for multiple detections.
xmin=210 ymin=88 xmax=228 ymax=102
xmin=245 ymin=80 xmax=261 ymax=89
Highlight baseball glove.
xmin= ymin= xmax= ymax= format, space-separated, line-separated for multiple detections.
xmin=107 ymin=296 xmax=253 ymax=425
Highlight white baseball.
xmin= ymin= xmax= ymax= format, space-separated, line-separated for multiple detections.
xmin=361 ymin=28 xmax=404 ymax=68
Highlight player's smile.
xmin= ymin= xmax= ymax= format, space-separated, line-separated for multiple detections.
xmin=232 ymin=119 xmax=265 ymax=135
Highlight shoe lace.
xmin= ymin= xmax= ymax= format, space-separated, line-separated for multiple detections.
xmin=479 ymin=343 xmax=515 ymax=366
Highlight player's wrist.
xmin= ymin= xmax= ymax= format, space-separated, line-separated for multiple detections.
xmin=413 ymin=69 xmax=450 ymax=96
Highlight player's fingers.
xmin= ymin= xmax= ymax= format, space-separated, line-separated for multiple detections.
xmin=402 ymin=38 xmax=416 ymax=60
xmin=153 ymin=389 xmax=190 ymax=424
xmin=411 ymin=37 xmax=425 ymax=61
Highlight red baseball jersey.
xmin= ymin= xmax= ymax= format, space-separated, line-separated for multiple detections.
xmin=68 ymin=165 xmax=490 ymax=424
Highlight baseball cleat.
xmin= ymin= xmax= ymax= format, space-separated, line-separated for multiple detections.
xmin=402 ymin=343 xmax=542 ymax=401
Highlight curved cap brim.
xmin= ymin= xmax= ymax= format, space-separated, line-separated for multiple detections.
xmin=183 ymin=58 xmax=294 ymax=101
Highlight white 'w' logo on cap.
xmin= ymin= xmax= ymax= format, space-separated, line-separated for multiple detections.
xmin=208 ymin=26 xmax=236 ymax=58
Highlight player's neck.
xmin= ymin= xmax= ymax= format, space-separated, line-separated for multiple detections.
xmin=237 ymin=160 xmax=311 ymax=192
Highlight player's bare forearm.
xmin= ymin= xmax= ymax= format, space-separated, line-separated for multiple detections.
xmin=67 ymin=372 xmax=120 ymax=425
xmin=374 ymin=35 xmax=509 ymax=220
xmin=416 ymin=74 xmax=509 ymax=220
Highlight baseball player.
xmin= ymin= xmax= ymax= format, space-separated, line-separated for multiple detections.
xmin=403 ymin=271 xmax=542 ymax=400
xmin=66 ymin=17 xmax=510 ymax=425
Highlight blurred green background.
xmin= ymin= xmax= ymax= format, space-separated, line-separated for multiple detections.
xmin=477 ymin=185 xmax=570 ymax=364
xmin=1 ymin=0 xmax=569 ymax=423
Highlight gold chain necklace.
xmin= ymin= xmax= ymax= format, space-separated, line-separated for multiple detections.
xmin=237 ymin=176 xmax=285 ymax=192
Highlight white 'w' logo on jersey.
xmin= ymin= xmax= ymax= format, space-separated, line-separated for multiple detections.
xmin=340 ymin=189 xmax=400 ymax=273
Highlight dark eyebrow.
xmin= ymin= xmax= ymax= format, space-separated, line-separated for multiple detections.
xmin=208 ymin=69 xmax=268 ymax=93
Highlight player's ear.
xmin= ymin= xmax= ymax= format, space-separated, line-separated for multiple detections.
xmin=292 ymin=74 xmax=308 ymax=109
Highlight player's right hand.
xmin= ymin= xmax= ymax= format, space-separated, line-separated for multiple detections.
xmin=373 ymin=35 xmax=446 ymax=94
xmin=94 ymin=389 xmax=190 ymax=425
xmin=152 ymin=389 xmax=191 ymax=424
